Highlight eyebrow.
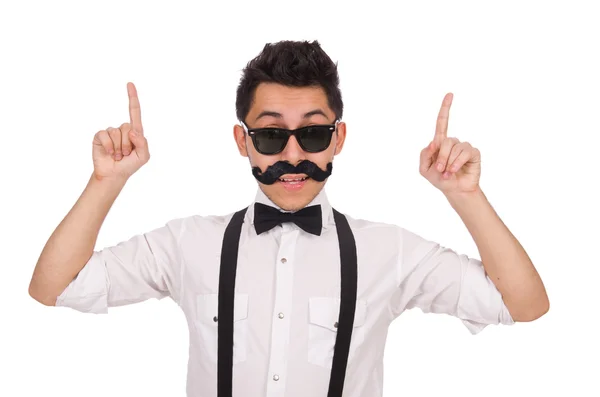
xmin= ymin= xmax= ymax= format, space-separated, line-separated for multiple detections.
xmin=254 ymin=109 xmax=329 ymax=122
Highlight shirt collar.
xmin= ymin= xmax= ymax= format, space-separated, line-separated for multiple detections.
xmin=246 ymin=186 xmax=334 ymax=231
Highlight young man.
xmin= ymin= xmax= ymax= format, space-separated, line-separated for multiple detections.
xmin=29 ymin=40 xmax=549 ymax=397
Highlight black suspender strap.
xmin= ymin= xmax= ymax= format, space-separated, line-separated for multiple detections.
xmin=328 ymin=208 xmax=358 ymax=397
xmin=217 ymin=207 xmax=248 ymax=397
xmin=217 ymin=206 xmax=357 ymax=397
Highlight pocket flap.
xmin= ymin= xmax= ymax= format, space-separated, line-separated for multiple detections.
xmin=309 ymin=297 xmax=367 ymax=331
xmin=197 ymin=293 xmax=249 ymax=324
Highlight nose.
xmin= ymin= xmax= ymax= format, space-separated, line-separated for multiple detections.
xmin=279 ymin=135 xmax=305 ymax=164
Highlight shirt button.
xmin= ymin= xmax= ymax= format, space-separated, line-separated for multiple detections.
xmin=213 ymin=316 xmax=218 ymax=322
xmin=334 ymin=322 xmax=338 ymax=328
xmin=278 ymin=312 xmax=284 ymax=319
xmin=280 ymin=258 xmax=287 ymax=263
xmin=273 ymin=374 xmax=280 ymax=381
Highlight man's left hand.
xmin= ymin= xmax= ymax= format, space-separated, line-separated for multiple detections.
xmin=419 ymin=93 xmax=481 ymax=195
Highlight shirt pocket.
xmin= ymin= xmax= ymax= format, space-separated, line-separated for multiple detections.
xmin=307 ymin=296 xmax=368 ymax=369
xmin=194 ymin=293 xmax=249 ymax=365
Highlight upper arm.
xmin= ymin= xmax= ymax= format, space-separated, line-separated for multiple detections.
xmin=392 ymin=227 xmax=514 ymax=334
xmin=55 ymin=217 xmax=185 ymax=313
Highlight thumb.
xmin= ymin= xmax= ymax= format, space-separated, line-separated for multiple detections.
xmin=129 ymin=129 xmax=149 ymax=157
xmin=419 ymin=141 xmax=437 ymax=174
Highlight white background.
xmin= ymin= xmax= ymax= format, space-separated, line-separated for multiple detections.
xmin=1 ymin=0 xmax=598 ymax=396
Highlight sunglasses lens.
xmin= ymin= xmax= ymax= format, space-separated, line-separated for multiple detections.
xmin=253 ymin=129 xmax=288 ymax=154
xmin=298 ymin=126 xmax=333 ymax=152
xmin=251 ymin=125 xmax=334 ymax=154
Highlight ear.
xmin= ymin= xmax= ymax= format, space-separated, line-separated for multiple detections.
xmin=233 ymin=124 xmax=249 ymax=157
xmin=333 ymin=122 xmax=347 ymax=155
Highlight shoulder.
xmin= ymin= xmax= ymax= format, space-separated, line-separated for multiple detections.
xmin=335 ymin=210 xmax=436 ymax=252
xmin=334 ymin=210 xmax=402 ymax=245
xmin=338 ymin=211 xmax=397 ymax=232
xmin=162 ymin=208 xmax=247 ymax=236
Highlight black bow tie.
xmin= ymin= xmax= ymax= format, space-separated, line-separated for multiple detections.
xmin=253 ymin=202 xmax=322 ymax=236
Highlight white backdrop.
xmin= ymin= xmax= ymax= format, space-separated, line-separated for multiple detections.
xmin=1 ymin=1 xmax=598 ymax=396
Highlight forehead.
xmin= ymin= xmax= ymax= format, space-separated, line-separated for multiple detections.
xmin=248 ymin=83 xmax=333 ymax=121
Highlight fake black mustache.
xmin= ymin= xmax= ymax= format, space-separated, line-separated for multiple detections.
xmin=252 ymin=160 xmax=333 ymax=185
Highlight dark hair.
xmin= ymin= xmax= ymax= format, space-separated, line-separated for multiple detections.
xmin=235 ymin=40 xmax=343 ymax=124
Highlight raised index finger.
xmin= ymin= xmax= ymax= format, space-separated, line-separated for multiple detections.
xmin=434 ymin=92 xmax=453 ymax=142
xmin=127 ymin=82 xmax=143 ymax=134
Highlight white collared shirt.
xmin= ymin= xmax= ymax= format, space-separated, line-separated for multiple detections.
xmin=56 ymin=187 xmax=513 ymax=397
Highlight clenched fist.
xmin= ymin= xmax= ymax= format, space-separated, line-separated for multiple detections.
xmin=92 ymin=82 xmax=150 ymax=181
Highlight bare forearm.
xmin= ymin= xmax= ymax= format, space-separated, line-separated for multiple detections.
xmin=445 ymin=187 xmax=549 ymax=321
xmin=29 ymin=173 xmax=127 ymax=305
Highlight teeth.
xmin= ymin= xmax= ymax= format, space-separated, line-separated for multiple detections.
xmin=279 ymin=177 xmax=307 ymax=182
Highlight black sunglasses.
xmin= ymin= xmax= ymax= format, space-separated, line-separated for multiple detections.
xmin=240 ymin=120 xmax=340 ymax=155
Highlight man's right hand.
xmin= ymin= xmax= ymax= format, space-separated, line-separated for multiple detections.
xmin=92 ymin=82 xmax=150 ymax=182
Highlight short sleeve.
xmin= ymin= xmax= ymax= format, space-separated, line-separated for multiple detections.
xmin=55 ymin=217 xmax=185 ymax=314
xmin=392 ymin=227 xmax=514 ymax=334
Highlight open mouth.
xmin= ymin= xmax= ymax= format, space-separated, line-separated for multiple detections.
xmin=278 ymin=176 xmax=309 ymax=182
xmin=277 ymin=175 xmax=310 ymax=189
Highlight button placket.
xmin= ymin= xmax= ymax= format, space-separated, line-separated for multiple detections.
xmin=265 ymin=226 xmax=298 ymax=396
